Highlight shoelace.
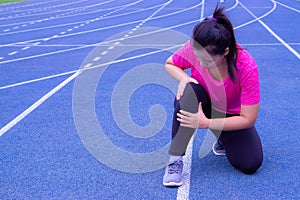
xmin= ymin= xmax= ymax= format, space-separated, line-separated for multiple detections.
xmin=168 ymin=161 xmax=183 ymax=174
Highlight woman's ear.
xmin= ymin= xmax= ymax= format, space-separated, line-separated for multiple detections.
xmin=224 ymin=47 xmax=229 ymax=56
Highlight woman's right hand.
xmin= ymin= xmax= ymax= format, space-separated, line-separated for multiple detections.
xmin=176 ymin=77 xmax=199 ymax=100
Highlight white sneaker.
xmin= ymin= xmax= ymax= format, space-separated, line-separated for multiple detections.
xmin=163 ymin=159 xmax=183 ymax=187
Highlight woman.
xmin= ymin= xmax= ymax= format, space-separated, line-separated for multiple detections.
xmin=163 ymin=6 xmax=263 ymax=187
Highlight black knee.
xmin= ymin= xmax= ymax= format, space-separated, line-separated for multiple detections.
xmin=235 ymin=158 xmax=263 ymax=175
xmin=178 ymin=83 xmax=211 ymax=116
xmin=178 ymin=83 xmax=199 ymax=113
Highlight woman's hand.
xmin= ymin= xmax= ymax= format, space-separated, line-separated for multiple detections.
xmin=176 ymin=103 xmax=210 ymax=129
xmin=176 ymin=77 xmax=199 ymax=100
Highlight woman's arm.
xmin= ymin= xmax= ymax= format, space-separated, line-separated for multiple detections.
xmin=165 ymin=56 xmax=191 ymax=82
xmin=207 ymin=103 xmax=260 ymax=130
xmin=165 ymin=56 xmax=199 ymax=100
xmin=177 ymin=103 xmax=260 ymax=131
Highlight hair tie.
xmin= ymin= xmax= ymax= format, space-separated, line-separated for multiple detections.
xmin=211 ymin=17 xmax=217 ymax=22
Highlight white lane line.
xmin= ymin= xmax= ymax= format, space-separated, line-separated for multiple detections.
xmin=0 ymin=42 xmax=224 ymax=47
xmin=86 ymin=0 xmax=172 ymax=67
xmin=0 ymin=70 xmax=76 ymax=90
xmin=9 ymin=43 xmax=297 ymax=48
xmin=93 ymin=57 xmax=101 ymax=62
xmin=240 ymin=42 xmax=300 ymax=46
xmin=275 ymin=1 xmax=300 ymax=13
xmin=0 ymin=0 xmax=235 ymax=50
xmin=0 ymin=43 xmax=185 ymax=90
xmin=234 ymin=1 xmax=276 ymax=30
xmin=177 ymin=135 xmax=194 ymax=200
xmin=1 ymin=2 xmax=170 ymax=136
xmin=0 ymin=10 xmax=263 ymax=65
xmin=101 ymin=51 xmax=108 ymax=56
xmin=0 ymin=0 xmax=68 ymax=14
xmin=0 ymin=1 xmax=197 ymax=40
xmin=83 ymin=63 xmax=93 ymax=68
xmin=136 ymin=0 xmax=173 ymax=25
xmin=0 ymin=71 xmax=81 ymax=137
xmin=0 ymin=0 xmax=165 ymax=137
xmin=239 ymin=1 xmax=300 ymax=60
xmin=43 ymin=38 xmax=51 ymax=42
xmin=22 ymin=46 xmax=30 ymax=50
xmin=0 ymin=3 xmax=152 ymax=30
xmin=8 ymin=51 xmax=18 ymax=56
xmin=0 ymin=0 xmax=112 ymax=27
xmin=0 ymin=1 xmax=240 ymax=65
xmin=200 ymin=0 xmax=205 ymax=20
xmin=0 ymin=43 xmax=182 ymax=136
xmin=0 ymin=0 xmax=142 ymax=62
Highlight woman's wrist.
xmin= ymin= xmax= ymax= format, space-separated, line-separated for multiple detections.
xmin=200 ymin=117 xmax=211 ymax=129
xmin=205 ymin=118 xmax=211 ymax=129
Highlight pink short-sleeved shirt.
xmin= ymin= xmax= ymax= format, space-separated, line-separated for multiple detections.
xmin=172 ymin=41 xmax=260 ymax=114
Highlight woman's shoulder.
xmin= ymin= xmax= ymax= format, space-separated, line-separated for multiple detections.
xmin=236 ymin=44 xmax=258 ymax=72
xmin=182 ymin=40 xmax=193 ymax=51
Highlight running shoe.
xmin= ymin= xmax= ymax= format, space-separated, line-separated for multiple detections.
xmin=212 ymin=140 xmax=226 ymax=156
xmin=163 ymin=159 xmax=183 ymax=187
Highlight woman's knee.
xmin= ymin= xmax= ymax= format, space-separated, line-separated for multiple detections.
xmin=238 ymin=159 xmax=263 ymax=174
xmin=178 ymin=83 xmax=211 ymax=115
xmin=222 ymin=127 xmax=263 ymax=174
xmin=230 ymin=153 xmax=263 ymax=175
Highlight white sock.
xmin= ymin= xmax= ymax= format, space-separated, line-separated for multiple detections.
xmin=169 ymin=155 xmax=182 ymax=163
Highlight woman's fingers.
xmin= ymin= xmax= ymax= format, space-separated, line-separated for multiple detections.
xmin=177 ymin=110 xmax=194 ymax=128
xmin=190 ymin=77 xmax=199 ymax=84
xmin=177 ymin=110 xmax=191 ymax=118
xmin=177 ymin=77 xmax=199 ymax=100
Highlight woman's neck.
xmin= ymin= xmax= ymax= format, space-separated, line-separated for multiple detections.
xmin=209 ymin=61 xmax=228 ymax=81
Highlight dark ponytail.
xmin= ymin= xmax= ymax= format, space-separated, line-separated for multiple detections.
xmin=192 ymin=5 xmax=237 ymax=81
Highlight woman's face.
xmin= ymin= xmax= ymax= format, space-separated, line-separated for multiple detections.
xmin=195 ymin=51 xmax=224 ymax=69
xmin=194 ymin=48 xmax=228 ymax=69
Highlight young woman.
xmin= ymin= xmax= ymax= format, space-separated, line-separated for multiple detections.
xmin=163 ymin=6 xmax=263 ymax=187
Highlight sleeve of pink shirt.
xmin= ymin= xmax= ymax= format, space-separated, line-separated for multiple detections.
xmin=237 ymin=49 xmax=260 ymax=106
xmin=172 ymin=41 xmax=194 ymax=70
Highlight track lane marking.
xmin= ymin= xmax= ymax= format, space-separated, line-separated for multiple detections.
xmin=0 ymin=71 xmax=81 ymax=137
xmin=239 ymin=1 xmax=300 ymax=60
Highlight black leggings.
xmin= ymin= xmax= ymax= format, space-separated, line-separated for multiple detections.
xmin=168 ymin=83 xmax=263 ymax=174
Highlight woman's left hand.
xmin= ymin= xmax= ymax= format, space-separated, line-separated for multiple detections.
xmin=176 ymin=102 xmax=209 ymax=129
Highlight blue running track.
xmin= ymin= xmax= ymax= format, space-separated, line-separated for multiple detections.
xmin=0 ymin=0 xmax=299 ymax=199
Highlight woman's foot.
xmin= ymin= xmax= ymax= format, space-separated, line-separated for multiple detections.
xmin=163 ymin=159 xmax=183 ymax=187
xmin=212 ymin=140 xmax=226 ymax=156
